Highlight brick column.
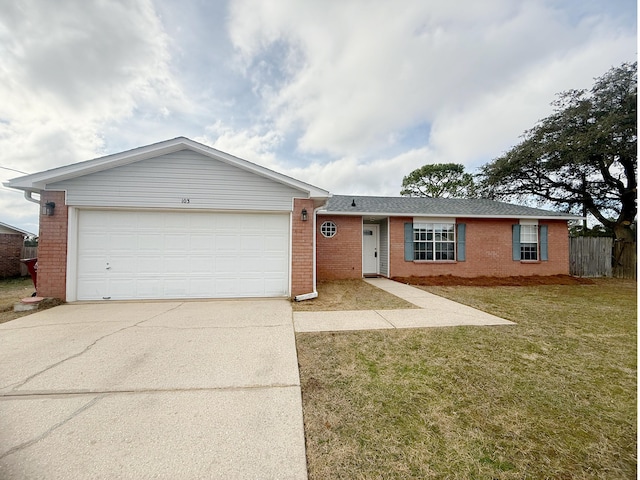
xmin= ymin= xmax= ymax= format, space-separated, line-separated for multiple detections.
xmin=37 ymin=191 xmax=68 ymax=300
xmin=291 ymin=198 xmax=315 ymax=297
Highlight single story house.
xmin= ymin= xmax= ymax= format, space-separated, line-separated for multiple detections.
xmin=4 ymin=137 xmax=580 ymax=301
xmin=0 ymin=222 xmax=34 ymax=279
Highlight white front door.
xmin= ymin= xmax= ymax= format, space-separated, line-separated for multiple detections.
xmin=362 ymin=225 xmax=379 ymax=275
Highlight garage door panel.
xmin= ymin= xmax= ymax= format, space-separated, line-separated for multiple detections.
xmin=136 ymin=256 xmax=164 ymax=274
xmin=135 ymin=279 xmax=162 ymax=298
xmin=77 ymin=210 xmax=290 ymax=300
xmin=264 ymin=278 xmax=287 ymax=295
xmin=164 ymin=256 xmax=187 ymax=274
xmin=108 ymin=278 xmax=137 ymax=298
xmin=112 ymin=256 xmax=138 ymax=273
xmin=264 ymin=235 xmax=286 ymax=251
xmin=214 ymin=257 xmax=236 ymax=274
xmin=263 ymin=256 xmax=287 ymax=273
xmin=190 ymin=235 xmax=213 ymax=253
xmin=215 ymin=277 xmax=239 ymax=296
xmin=77 ymin=278 xmax=107 ymax=300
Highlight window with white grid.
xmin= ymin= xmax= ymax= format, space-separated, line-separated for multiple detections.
xmin=520 ymin=224 xmax=538 ymax=260
xmin=413 ymin=223 xmax=455 ymax=261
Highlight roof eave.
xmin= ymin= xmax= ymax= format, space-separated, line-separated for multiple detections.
xmin=318 ymin=211 xmax=582 ymax=221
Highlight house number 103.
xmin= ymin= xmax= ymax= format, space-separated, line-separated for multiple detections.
xmin=181 ymin=198 xmax=190 ymax=204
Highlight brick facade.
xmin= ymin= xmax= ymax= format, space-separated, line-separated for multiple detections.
xmin=316 ymin=215 xmax=363 ymax=281
xmin=389 ymin=217 xmax=569 ymax=278
xmin=316 ymin=215 xmax=570 ymax=281
xmin=291 ymin=198 xmax=316 ymax=296
xmin=37 ymin=191 xmax=68 ymax=300
xmin=0 ymin=233 xmax=23 ymax=278
xmin=31 ymin=191 xmax=571 ymax=302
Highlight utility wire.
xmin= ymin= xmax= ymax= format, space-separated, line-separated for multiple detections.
xmin=0 ymin=165 xmax=29 ymax=174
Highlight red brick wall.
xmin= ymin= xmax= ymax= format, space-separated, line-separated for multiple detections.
xmin=389 ymin=216 xmax=570 ymax=278
xmin=37 ymin=191 xmax=68 ymax=300
xmin=316 ymin=215 xmax=362 ymax=281
xmin=291 ymin=198 xmax=315 ymax=297
xmin=0 ymin=234 xmax=23 ymax=278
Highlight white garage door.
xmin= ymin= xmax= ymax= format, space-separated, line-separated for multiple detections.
xmin=76 ymin=210 xmax=290 ymax=300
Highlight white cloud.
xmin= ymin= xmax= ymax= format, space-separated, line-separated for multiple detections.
xmin=226 ymin=0 xmax=636 ymax=160
xmin=429 ymin=30 xmax=637 ymax=168
xmin=0 ymin=0 xmax=635 ymax=232
xmin=0 ymin=0 xmax=184 ymax=172
xmin=195 ymin=121 xmax=284 ymax=168
xmin=287 ymin=147 xmax=438 ymax=196
xmin=0 ymin=0 xmax=190 ymax=231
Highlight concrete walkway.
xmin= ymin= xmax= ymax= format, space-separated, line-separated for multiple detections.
xmin=294 ymin=277 xmax=514 ymax=332
xmin=0 ymin=300 xmax=306 ymax=479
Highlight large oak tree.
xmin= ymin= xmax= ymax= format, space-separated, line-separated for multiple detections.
xmin=401 ymin=163 xmax=475 ymax=198
xmin=479 ymin=62 xmax=637 ymax=242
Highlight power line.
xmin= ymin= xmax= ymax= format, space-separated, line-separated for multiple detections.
xmin=0 ymin=165 xmax=29 ymax=174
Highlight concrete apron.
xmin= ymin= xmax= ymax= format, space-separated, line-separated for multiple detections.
xmin=0 ymin=300 xmax=307 ymax=480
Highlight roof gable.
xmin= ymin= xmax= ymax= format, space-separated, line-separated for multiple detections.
xmin=4 ymin=137 xmax=330 ymax=199
xmin=47 ymin=149 xmax=311 ymax=210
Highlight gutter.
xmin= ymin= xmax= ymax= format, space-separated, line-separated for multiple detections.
xmin=24 ymin=191 xmax=40 ymax=205
xmin=294 ymin=201 xmax=328 ymax=302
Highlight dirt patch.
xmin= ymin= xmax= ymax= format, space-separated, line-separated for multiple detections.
xmin=292 ymin=279 xmax=418 ymax=311
xmin=391 ymin=274 xmax=596 ymax=287
xmin=0 ymin=277 xmax=64 ymax=324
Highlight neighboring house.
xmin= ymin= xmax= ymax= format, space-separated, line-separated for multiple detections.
xmin=4 ymin=137 xmax=580 ymax=301
xmin=0 ymin=222 xmax=33 ymax=279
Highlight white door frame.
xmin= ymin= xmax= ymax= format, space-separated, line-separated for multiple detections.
xmin=362 ymin=224 xmax=380 ymax=276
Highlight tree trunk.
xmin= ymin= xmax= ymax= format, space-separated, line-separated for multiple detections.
xmin=613 ymin=224 xmax=635 ymax=243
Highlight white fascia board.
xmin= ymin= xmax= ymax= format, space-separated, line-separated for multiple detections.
xmin=4 ymin=137 xmax=331 ymax=199
xmin=0 ymin=221 xmax=35 ymax=236
xmin=4 ymin=140 xmax=185 ymax=191
xmin=317 ymin=211 xmax=583 ymax=221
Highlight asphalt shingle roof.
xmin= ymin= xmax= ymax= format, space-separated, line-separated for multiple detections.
xmin=322 ymin=195 xmax=581 ymax=219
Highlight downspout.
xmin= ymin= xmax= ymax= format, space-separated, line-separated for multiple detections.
xmin=294 ymin=202 xmax=327 ymax=302
xmin=24 ymin=191 xmax=40 ymax=204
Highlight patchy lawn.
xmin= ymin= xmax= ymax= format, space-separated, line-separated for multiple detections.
xmin=0 ymin=277 xmax=63 ymax=324
xmin=0 ymin=277 xmax=37 ymax=324
xmin=292 ymin=279 xmax=417 ymax=311
xmin=297 ymin=278 xmax=636 ymax=479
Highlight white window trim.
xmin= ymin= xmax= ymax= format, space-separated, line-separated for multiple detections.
xmin=412 ymin=222 xmax=456 ymax=261
xmin=320 ymin=220 xmax=337 ymax=238
xmin=414 ymin=217 xmax=455 ymax=224
xmin=519 ymin=222 xmax=539 ymax=261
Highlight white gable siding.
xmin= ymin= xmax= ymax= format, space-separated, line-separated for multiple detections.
xmin=48 ymin=150 xmax=306 ymax=211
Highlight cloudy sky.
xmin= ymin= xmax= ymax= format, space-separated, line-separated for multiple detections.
xmin=0 ymin=0 xmax=636 ymax=233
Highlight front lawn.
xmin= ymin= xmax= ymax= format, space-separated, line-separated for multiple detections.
xmin=296 ymin=279 xmax=637 ymax=479
xmin=0 ymin=276 xmax=37 ymax=324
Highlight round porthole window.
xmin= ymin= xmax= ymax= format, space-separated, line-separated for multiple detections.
xmin=320 ymin=221 xmax=337 ymax=238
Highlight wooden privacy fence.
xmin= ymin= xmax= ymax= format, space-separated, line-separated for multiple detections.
xmin=19 ymin=246 xmax=38 ymax=276
xmin=570 ymin=237 xmax=637 ymax=279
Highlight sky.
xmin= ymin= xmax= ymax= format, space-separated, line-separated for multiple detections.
xmin=0 ymin=0 xmax=636 ymax=234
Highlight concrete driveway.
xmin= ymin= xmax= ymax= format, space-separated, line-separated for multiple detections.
xmin=0 ymin=300 xmax=306 ymax=479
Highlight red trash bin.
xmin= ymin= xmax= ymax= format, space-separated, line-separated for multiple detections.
xmin=20 ymin=258 xmax=38 ymax=289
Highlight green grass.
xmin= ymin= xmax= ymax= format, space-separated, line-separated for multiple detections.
xmin=297 ymin=279 xmax=636 ymax=479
